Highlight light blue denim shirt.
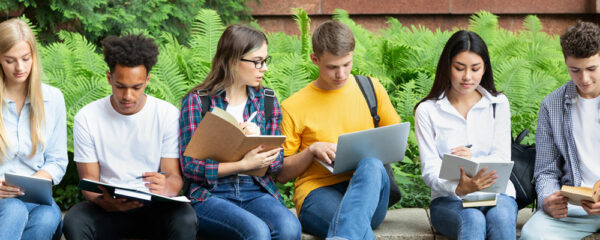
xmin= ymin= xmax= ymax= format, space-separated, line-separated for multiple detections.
xmin=0 ymin=83 xmax=67 ymax=185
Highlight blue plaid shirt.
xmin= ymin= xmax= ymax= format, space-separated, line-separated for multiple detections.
xmin=179 ymin=86 xmax=284 ymax=203
xmin=534 ymin=80 xmax=583 ymax=207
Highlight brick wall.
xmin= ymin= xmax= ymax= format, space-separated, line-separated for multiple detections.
xmin=247 ymin=0 xmax=600 ymax=35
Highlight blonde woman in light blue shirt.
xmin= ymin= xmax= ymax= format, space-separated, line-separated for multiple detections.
xmin=0 ymin=18 xmax=67 ymax=240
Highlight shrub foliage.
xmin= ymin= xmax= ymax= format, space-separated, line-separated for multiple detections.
xmin=27 ymin=9 xmax=569 ymax=209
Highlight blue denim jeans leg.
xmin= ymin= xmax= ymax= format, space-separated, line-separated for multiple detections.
xmin=299 ymin=157 xmax=389 ymax=240
xmin=193 ymin=176 xmax=301 ymax=240
xmin=0 ymin=198 xmax=62 ymax=240
xmin=430 ymin=193 xmax=518 ymax=240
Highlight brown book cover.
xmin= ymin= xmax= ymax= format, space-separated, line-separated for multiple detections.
xmin=560 ymin=180 xmax=600 ymax=206
xmin=183 ymin=108 xmax=285 ymax=176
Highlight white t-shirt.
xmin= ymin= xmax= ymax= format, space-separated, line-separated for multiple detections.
xmin=73 ymin=95 xmax=180 ymax=190
xmin=573 ymin=95 xmax=600 ymax=188
xmin=226 ymin=99 xmax=247 ymax=124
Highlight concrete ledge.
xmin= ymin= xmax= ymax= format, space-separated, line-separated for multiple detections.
xmin=301 ymin=208 xmax=536 ymax=240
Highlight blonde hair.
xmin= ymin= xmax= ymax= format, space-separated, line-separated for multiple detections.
xmin=0 ymin=18 xmax=45 ymax=161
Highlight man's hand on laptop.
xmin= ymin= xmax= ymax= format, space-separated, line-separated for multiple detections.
xmin=241 ymin=145 xmax=282 ymax=171
xmin=308 ymin=142 xmax=337 ymax=165
xmin=94 ymin=186 xmax=143 ymax=212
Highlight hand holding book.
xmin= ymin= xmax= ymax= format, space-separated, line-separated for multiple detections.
xmin=455 ymin=167 xmax=498 ymax=196
xmin=95 ymin=185 xmax=144 ymax=212
xmin=239 ymin=145 xmax=282 ymax=172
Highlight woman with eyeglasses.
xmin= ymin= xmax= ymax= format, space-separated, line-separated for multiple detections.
xmin=179 ymin=24 xmax=301 ymax=240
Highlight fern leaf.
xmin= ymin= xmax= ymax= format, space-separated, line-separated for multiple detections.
xmin=292 ymin=8 xmax=311 ymax=61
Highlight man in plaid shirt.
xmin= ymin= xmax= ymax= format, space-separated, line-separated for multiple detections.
xmin=520 ymin=21 xmax=600 ymax=239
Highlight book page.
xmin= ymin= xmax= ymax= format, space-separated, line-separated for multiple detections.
xmin=211 ymin=107 xmax=242 ymax=131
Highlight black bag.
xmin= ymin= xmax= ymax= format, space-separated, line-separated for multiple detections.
xmin=491 ymin=104 xmax=537 ymax=209
xmin=355 ymin=75 xmax=402 ymax=207
xmin=510 ymin=129 xmax=537 ymax=209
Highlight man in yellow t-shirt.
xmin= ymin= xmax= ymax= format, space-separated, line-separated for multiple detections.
xmin=276 ymin=20 xmax=401 ymax=239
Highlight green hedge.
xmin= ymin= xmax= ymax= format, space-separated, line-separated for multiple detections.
xmin=29 ymin=9 xmax=569 ymax=210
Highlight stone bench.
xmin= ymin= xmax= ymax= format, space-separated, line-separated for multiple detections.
xmin=300 ymin=208 xmax=534 ymax=240
xmin=61 ymin=208 xmax=600 ymax=240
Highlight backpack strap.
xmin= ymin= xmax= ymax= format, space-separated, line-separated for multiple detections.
xmin=354 ymin=75 xmax=380 ymax=128
xmin=195 ymin=89 xmax=211 ymax=117
xmin=263 ymin=88 xmax=275 ymax=121
xmin=492 ymin=103 xmax=496 ymax=119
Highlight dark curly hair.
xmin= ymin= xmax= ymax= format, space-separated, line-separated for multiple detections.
xmin=560 ymin=21 xmax=600 ymax=58
xmin=102 ymin=34 xmax=159 ymax=74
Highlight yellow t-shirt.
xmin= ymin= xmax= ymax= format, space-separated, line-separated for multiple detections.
xmin=281 ymin=75 xmax=401 ymax=213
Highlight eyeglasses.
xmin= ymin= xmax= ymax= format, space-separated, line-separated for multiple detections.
xmin=240 ymin=56 xmax=271 ymax=69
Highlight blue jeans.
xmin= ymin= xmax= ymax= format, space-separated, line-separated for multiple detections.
xmin=0 ymin=198 xmax=62 ymax=240
xmin=193 ymin=175 xmax=301 ymax=240
xmin=430 ymin=194 xmax=518 ymax=240
xmin=299 ymin=158 xmax=390 ymax=240
xmin=520 ymin=206 xmax=600 ymax=240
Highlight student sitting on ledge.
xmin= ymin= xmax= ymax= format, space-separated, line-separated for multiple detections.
xmin=62 ymin=34 xmax=197 ymax=240
xmin=520 ymin=21 xmax=600 ymax=240
xmin=276 ymin=20 xmax=401 ymax=240
xmin=0 ymin=18 xmax=67 ymax=240
xmin=414 ymin=30 xmax=517 ymax=240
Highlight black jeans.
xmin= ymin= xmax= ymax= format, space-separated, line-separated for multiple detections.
xmin=63 ymin=201 xmax=198 ymax=240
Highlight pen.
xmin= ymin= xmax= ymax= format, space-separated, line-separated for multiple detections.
xmin=136 ymin=171 xmax=166 ymax=179
xmin=246 ymin=111 xmax=258 ymax=123
xmin=465 ymin=144 xmax=473 ymax=148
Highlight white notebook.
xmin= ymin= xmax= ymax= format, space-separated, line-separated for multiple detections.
xmin=439 ymin=154 xmax=514 ymax=193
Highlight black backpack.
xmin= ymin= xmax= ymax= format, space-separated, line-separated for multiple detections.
xmin=181 ymin=88 xmax=276 ymax=195
xmin=354 ymin=75 xmax=402 ymax=208
xmin=492 ymin=103 xmax=537 ymax=210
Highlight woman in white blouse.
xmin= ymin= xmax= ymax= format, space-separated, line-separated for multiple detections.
xmin=0 ymin=19 xmax=67 ymax=239
xmin=414 ymin=30 xmax=517 ymax=240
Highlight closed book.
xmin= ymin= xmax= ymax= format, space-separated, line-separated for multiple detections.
xmin=183 ymin=107 xmax=285 ymax=176
xmin=462 ymin=193 xmax=498 ymax=208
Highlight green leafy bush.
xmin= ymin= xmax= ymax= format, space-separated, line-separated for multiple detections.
xmin=1 ymin=0 xmax=257 ymax=45
xmin=35 ymin=9 xmax=568 ymax=210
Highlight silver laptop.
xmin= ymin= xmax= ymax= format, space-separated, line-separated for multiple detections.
xmin=316 ymin=122 xmax=410 ymax=174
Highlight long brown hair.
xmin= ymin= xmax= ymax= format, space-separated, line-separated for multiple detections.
xmin=0 ymin=18 xmax=45 ymax=161
xmin=414 ymin=30 xmax=499 ymax=111
xmin=188 ymin=24 xmax=268 ymax=95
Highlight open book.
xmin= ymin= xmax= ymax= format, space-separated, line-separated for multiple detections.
xmin=561 ymin=180 xmax=600 ymax=206
xmin=439 ymin=154 xmax=514 ymax=193
xmin=4 ymin=173 xmax=53 ymax=205
xmin=183 ymin=107 xmax=285 ymax=176
xmin=78 ymin=178 xmax=190 ymax=203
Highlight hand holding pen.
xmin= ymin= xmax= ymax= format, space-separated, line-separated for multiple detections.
xmin=451 ymin=144 xmax=472 ymax=159
xmin=138 ymin=171 xmax=167 ymax=195
xmin=239 ymin=111 xmax=260 ymax=136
